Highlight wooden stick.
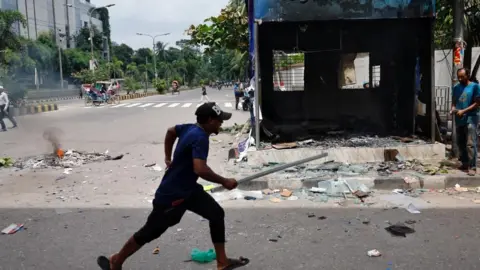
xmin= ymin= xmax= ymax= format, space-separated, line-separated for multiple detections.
xmin=211 ymin=152 xmax=328 ymax=193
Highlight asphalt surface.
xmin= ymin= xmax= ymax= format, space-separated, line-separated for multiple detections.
xmin=3 ymin=86 xmax=480 ymax=269
xmin=1 ymin=205 xmax=480 ymax=270
xmin=1 ymin=86 xmax=248 ymax=159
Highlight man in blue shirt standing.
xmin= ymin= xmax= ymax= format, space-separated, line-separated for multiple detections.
xmin=451 ymin=68 xmax=480 ymax=176
xmin=97 ymin=102 xmax=249 ymax=270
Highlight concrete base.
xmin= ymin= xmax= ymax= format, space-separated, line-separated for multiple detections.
xmin=247 ymin=143 xmax=446 ymax=165
xmin=237 ymin=174 xmax=480 ymax=191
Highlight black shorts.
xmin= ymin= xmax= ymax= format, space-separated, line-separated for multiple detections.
xmin=133 ymin=189 xmax=225 ymax=245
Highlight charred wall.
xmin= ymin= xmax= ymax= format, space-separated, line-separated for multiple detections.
xmin=258 ymin=19 xmax=433 ymax=140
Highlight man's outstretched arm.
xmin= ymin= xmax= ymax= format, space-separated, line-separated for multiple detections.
xmin=193 ymin=159 xmax=237 ymax=190
xmin=164 ymin=126 xmax=177 ymax=166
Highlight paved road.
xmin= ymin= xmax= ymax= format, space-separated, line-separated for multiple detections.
xmin=4 ymin=86 xmax=480 ymax=269
xmin=1 ymin=86 xmax=248 ymax=159
xmin=1 ymin=204 xmax=479 ymax=269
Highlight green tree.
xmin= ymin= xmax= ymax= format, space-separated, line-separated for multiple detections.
xmin=187 ymin=3 xmax=248 ymax=54
xmin=112 ymin=43 xmax=134 ymax=69
xmin=0 ymin=10 xmax=27 ymax=52
xmin=75 ymin=26 xmax=103 ymax=52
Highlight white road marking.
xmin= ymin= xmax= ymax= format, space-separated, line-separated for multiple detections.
xmin=154 ymin=103 xmax=167 ymax=108
xmin=139 ymin=103 xmax=154 ymax=108
xmin=182 ymin=103 xmax=192 ymax=108
xmin=112 ymin=103 xmax=128 ymax=108
xmin=168 ymin=103 xmax=180 ymax=108
xmin=196 ymin=104 xmax=202 ymax=108
xmin=224 ymin=102 xmax=233 ymax=108
xmin=126 ymin=103 xmax=142 ymax=108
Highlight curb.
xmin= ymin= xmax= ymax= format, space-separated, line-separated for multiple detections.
xmin=10 ymin=103 xmax=59 ymax=117
xmin=120 ymin=92 xmax=158 ymax=101
xmin=27 ymin=96 xmax=80 ymax=104
xmin=236 ymin=174 xmax=480 ymax=191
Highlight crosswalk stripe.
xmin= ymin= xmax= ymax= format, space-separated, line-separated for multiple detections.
xmin=126 ymin=103 xmax=142 ymax=108
xmin=196 ymin=104 xmax=202 ymax=108
xmin=182 ymin=103 xmax=192 ymax=108
xmin=224 ymin=102 xmax=233 ymax=108
xmin=168 ymin=103 xmax=180 ymax=108
xmin=112 ymin=103 xmax=128 ymax=108
xmin=154 ymin=103 xmax=167 ymax=108
xmin=139 ymin=103 xmax=154 ymax=108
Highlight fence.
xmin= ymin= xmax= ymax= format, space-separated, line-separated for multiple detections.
xmin=435 ymin=85 xmax=451 ymax=116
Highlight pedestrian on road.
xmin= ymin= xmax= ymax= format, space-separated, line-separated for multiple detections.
xmin=0 ymin=86 xmax=17 ymax=132
xmin=451 ymin=68 xmax=480 ymax=176
xmin=200 ymin=84 xmax=210 ymax=103
xmin=97 ymin=102 xmax=249 ymax=270
xmin=234 ymin=81 xmax=242 ymax=110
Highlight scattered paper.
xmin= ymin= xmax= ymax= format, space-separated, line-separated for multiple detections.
xmin=151 ymin=165 xmax=163 ymax=172
xmin=367 ymin=249 xmax=381 ymax=257
xmin=2 ymin=223 xmax=24 ymax=234
xmin=406 ymin=203 xmax=421 ymax=214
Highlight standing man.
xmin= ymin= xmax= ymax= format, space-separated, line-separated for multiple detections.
xmin=234 ymin=81 xmax=242 ymax=110
xmin=451 ymin=68 xmax=480 ymax=176
xmin=97 ymin=102 xmax=249 ymax=270
xmin=0 ymin=86 xmax=17 ymax=132
xmin=200 ymin=84 xmax=210 ymax=102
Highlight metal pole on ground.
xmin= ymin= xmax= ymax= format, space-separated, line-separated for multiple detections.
xmin=254 ymin=21 xmax=260 ymax=149
xmin=450 ymin=0 xmax=465 ymax=157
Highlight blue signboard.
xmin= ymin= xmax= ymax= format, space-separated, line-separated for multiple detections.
xmin=254 ymin=0 xmax=435 ymax=22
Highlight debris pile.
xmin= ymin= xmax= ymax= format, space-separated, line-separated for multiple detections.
xmin=220 ymin=122 xmax=249 ymax=134
xmin=14 ymin=150 xmax=123 ymax=169
xmin=266 ymin=135 xmax=426 ymax=150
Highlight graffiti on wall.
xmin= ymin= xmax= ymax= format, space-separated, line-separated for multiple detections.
xmin=254 ymin=0 xmax=435 ymax=22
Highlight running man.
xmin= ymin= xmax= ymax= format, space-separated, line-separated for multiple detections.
xmin=97 ymin=102 xmax=249 ymax=270
xmin=200 ymin=84 xmax=210 ymax=102
xmin=0 ymin=85 xmax=17 ymax=132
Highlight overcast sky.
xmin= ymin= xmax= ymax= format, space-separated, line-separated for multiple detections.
xmin=94 ymin=0 xmax=229 ymax=50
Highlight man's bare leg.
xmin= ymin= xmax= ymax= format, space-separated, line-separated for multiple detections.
xmin=108 ymin=236 xmax=141 ymax=270
xmin=214 ymin=243 xmax=229 ymax=270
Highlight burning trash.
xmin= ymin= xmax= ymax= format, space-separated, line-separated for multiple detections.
xmin=7 ymin=128 xmax=124 ymax=170
xmin=14 ymin=150 xmax=123 ymax=169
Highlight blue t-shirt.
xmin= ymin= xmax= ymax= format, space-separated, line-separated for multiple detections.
xmin=154 ymin=124 xmax=209 ymax=205
xmin=452 ymin=82 xmax=480 ymax=127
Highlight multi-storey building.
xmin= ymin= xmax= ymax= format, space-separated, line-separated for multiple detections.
xmin=1 ymin=0 xmax=104 ymax=49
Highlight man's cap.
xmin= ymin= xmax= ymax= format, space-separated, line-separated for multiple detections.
xmin=195 ymin=102 xmax=232 ymax=121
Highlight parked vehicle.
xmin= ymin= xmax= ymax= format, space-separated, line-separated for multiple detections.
xmin=84 ymin=81 xmax=120 ymax=106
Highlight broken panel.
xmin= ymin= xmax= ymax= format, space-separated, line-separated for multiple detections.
xmin=273 ymin=51 xmax=305 ymax=91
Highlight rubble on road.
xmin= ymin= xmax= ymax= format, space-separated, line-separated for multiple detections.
xmin=220 ymin=122 xmax=250 ymax=134
xmin=13 ymin=150 xmax=124 ymax=170
xmin=262 ymin=134 xmax=427 ymax=150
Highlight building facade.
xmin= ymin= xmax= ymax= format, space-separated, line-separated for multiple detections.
xmin=1 ymin=0 xmax=104 ymax=49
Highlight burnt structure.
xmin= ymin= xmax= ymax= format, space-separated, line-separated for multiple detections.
xmin=254 ymin=0 xmax=436 ymax=141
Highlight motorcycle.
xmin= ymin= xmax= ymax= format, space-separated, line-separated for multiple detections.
xmin=242 ymin=87 xmax=254 ymax=111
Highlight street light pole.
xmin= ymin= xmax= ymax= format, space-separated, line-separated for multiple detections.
xmin=450 ymin=0 xmax=465 ymax=157
xmin=88 ymin=4 xmax=115 ymax=71
xmin=136 ymin=32 xmax=170 ymax=84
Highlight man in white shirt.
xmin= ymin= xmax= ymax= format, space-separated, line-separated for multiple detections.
xmin=0 ymin=86 xmax=17 ymax=132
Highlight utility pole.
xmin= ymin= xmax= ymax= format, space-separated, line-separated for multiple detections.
xmin=145 ymin=57 xmax=148 ymax=91
xmin=57 ymin=29 xmax=64 ymax=89
xmin=451 ymin=0 xmax=465 ymax=157
xmin=64 ymin=0 xmax=71 ymax=48
xmin=136 ymin=32 xmax=170 ymax=84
